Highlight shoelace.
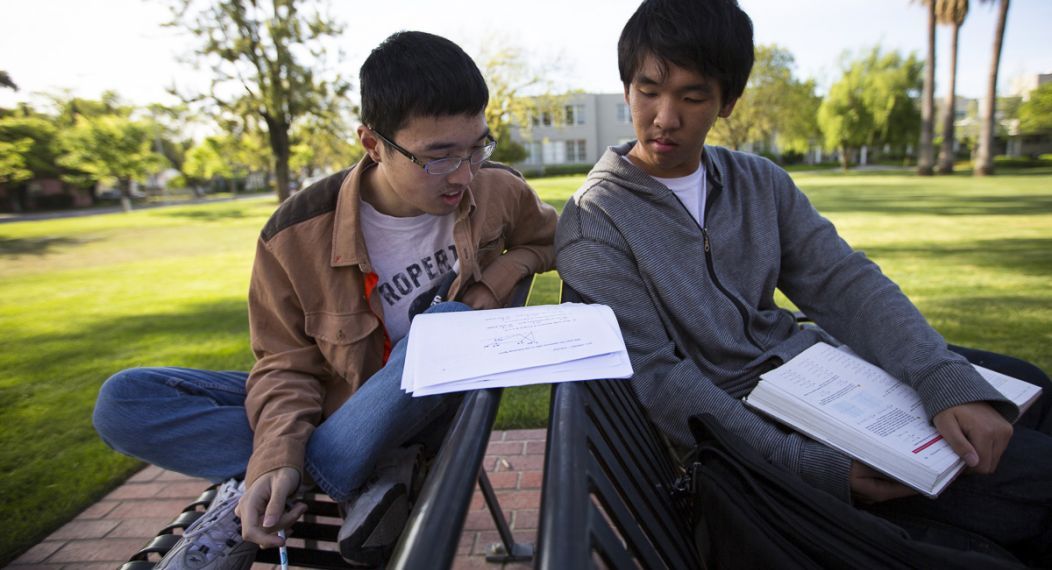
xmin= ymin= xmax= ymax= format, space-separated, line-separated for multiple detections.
xmin=182 ymin=479 xmax=245 ymax=560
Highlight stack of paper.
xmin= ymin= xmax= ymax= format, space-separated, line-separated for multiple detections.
xmin=402 ymin=303 xmax=633 ymax=396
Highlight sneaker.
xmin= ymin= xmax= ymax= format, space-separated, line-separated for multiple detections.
xmin=338 ymin=445 xmax=424 ymax=566
xmin=155 ymin=478 xmax=259 ymax=570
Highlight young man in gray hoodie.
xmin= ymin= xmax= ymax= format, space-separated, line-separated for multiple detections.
xmin=555 ymin=0 xmax=1051 ymax=564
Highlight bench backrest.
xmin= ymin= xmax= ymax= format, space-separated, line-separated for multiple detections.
xmin=536 ymin=284 xmax=702 ymax=570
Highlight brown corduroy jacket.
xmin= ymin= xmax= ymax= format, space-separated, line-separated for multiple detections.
xmin=244 ymin=156 xmax=557 ymax=487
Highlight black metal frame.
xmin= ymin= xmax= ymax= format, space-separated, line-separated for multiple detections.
xmin=122 ymin=275 xmax=537 ymax=569
xmin=535 ymin=284 xmax=702 ymax=570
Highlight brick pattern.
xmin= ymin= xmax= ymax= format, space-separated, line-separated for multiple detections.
xmin=6 ymin=429 xmax=547 ymax=570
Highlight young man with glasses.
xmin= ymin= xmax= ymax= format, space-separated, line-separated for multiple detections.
xmin=93 ymin=31 xmax=556 ymax=569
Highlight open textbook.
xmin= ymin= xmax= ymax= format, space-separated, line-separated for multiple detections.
xmin=402 ymin=303 xmax=632 ymax=397
xmin=744 ymin=342 xmax=1042 ymax=498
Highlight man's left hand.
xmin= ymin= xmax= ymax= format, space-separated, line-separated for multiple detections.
xmin=933 ymin=402 xmax=1013 ymax=475
xmin=461 ymin=283 xmax=501 ymax=310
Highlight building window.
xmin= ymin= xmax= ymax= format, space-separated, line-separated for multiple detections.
xmin=526 ymin=142 xmax=542 ymax=164
xmin=565 ymin=104 xmax=585 ymax=126
xmin=531 ymin=111 xmax=554 ymax=127
xmin=542 ymin=140 xmax=566 ymax=164
xmin=616 ymin=103 xmax=632 ymax=124
xmin=567 ymin=139 xmax=587 ymax=162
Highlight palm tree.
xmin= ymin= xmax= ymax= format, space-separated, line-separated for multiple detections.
xmin=936 ymin=0 xmax=969 ymax=174
xmin=0 ymin=70 xmax=18 ymax=91
xmin=917 ymin=0 xmax=937 ymax=175
xmin=975 ymin=0 xmax=1010 ymax=176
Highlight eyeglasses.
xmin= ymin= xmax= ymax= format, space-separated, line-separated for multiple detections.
xmin=370 ymin=128 xmax=497 ymax=175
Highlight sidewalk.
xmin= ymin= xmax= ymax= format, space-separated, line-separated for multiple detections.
xmin=6 ymin=429 xmax=546 ymax=570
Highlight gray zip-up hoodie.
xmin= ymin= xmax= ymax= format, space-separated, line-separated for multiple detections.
xmin=556 ymin=143 xmax=1016 ymax=501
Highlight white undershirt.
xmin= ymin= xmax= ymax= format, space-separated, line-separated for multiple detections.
xmin=623 ymin=156 xmax=707 ymax=226
xmin=359 ymin=199 xmax=456 ymax=343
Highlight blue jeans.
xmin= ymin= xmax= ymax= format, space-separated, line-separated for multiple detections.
xmin=865 ymin=346 xmax=1052 ymax=567
xmin=93 ymin=302 xmax=469 ymax=502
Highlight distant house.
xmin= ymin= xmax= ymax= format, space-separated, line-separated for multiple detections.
xmin=0 ymin=178 xmax=93 ymax=213
xmin=950 ymin=73 xmax=1052 ymax=160
xmin=1006 ymin=73 xmax=1052 ymax=158
xmin=509 ymin=93 xmax=635 ymax=173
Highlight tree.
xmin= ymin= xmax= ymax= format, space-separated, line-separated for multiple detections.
xmin=183 ymin=130 xmax=270 ymax=194
xmin=167 ymin=0 xmax=351 ymax=202
xmin=818 ymin=48 xmax=922 ymax=169
xmin=0 ymin=112 xmax=53 ymax=212
xmin=917 ymin=0 xmax=937 ymax=175
xmin=144 ymin=103 xmax=195 ymax=176
xmin=975 ymin=0 xmax=1010 ymax=176
xmin=1018 ymin=83 xmax=1052 ymax=134
xmin=183 ymin=136 xmax=238 ymax=192
xmin=476 ymin=41 xmax=565 ymax=164
xmin=57 ymin=115 xmax=169 ymax=212
xmin=0 ymin=138 xmax=32 ymax=187
xmin=48 ymin=90 xmax=131 ymax=126
xmin=709 ymin=45 xmax=820 ymax=156
xmin=936 ymin=0 xmax=969 ymax=173
xmin=0 ymin=114 xmax=61 ymax=179
xmin=288 ymin=100 xmax=362 ymax=181
xmin=818 ymin=69 xmax=872 ymax=170
xmin=0 ymin=70 xmax=16 ymax=91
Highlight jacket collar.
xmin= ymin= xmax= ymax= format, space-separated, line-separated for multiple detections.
xmin=330 ymin=154 xmax=477 ymax=270
xmin=701 ymin=144 xmax=725 ymax=190
xmin=602 ymin=141 xmax=725 ymax=193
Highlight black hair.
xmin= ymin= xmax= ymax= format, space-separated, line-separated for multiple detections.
xmin=618 ymin=0 xmax=754 ymax=103
xmin=359 ymin=31 xmax=489 ymax=136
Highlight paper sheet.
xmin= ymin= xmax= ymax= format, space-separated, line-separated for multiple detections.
xmin=402 ymin=303 xmax=632 ymax=396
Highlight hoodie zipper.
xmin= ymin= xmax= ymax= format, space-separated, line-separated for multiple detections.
xmin=700 ymin=226 xmax=762 ymax=350
xmin=668 ymin=169 xmax=764 ymax=351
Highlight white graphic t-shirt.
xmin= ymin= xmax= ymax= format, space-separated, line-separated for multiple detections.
xmin=359 ymin=199 xmax=457 ymax=343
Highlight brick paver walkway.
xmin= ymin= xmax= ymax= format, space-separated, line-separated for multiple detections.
xmin=7 ymin=429 xmax=546 ymax=570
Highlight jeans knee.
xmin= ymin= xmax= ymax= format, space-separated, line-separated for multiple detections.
xmin=425 ymin=301 xmax=472 ymax=314
xmin=93 ymin=368 xmax=157 ymax=449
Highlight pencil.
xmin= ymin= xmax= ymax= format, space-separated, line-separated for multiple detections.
xmin=277 ymin=529 xmax=289 ymax=570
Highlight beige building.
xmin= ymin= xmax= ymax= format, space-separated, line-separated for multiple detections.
xmin=510 ymin=93 xmax=636 ymax=172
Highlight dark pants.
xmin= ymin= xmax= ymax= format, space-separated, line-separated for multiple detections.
xmin=865 ymin=346 xmax=1052 ymax=568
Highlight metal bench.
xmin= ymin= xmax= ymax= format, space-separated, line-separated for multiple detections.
xmin=121 ymin=276 xmax=537 ymax=570
xmin=535 ymin=284 xmax=703 ymax=570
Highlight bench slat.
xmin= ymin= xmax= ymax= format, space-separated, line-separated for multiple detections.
xmin=537 ymin=284 xmax=704 ymax=569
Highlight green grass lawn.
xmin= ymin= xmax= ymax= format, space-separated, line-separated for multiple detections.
xmin=2 ymin=167 xmax=1051 ymax=563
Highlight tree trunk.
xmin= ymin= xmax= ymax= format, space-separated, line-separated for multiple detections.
xmin=918 ymin=1 xmax=937 ymax=176
xmin=937 ymin=22 xmax=961 ymax=174
xmin=840 ymin=145 xmax=851 ymax=171
xmin=976 ymin=0 xmax=1010 ymax=176
xmin=264 ymin=114 xmax=292 ymax=202
xmin=120 ymin=178 xmax=133 ymax=213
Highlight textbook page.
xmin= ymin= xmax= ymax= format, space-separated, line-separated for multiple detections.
xmin=747 ymin=342 xmax=1043 ymax=496
xmin=754 ymin=342 xmax=961 ymax=480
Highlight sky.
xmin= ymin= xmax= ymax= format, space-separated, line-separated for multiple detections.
xmin=1 ymin=0 xmax=1050 ymax=112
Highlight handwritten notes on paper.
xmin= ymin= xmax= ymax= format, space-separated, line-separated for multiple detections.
xmin=401 ymin=303 xmax=633 ymax=396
